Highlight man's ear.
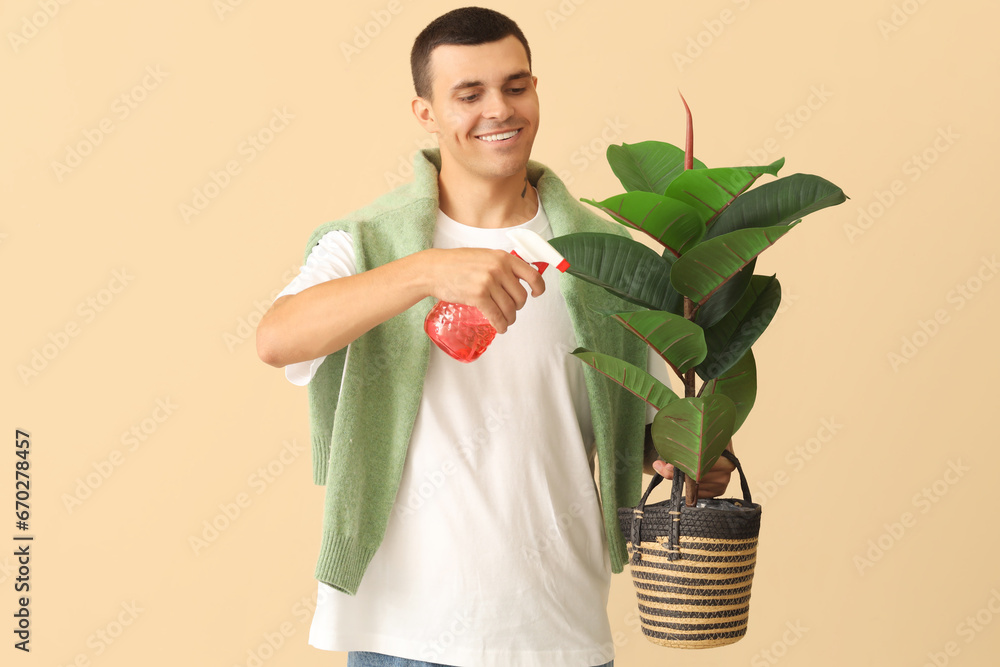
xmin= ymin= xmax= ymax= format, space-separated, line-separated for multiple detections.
xmin=411 ymin=96 xmax=438 ymax=134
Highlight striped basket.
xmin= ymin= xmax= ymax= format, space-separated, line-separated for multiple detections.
xmin=617 ymin=451 xmax=762 ymax=649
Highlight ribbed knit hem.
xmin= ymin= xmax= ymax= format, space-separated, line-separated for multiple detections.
xmin=608 ymin=522 xmax=627 ymax=574
xmin=311 ymin=435 xmax=330 ymax=486
xmin=314 ymin=531 xmax=380 ymax=596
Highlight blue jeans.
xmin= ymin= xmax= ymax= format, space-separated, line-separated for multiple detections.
xmin=347 ymin=651 xmax=613 ymax=667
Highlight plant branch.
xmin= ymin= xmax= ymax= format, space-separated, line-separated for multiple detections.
xmin=682 ymin=295 xmax=699 ymax=506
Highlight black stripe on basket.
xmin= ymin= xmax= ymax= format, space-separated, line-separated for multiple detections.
xmin=642 ymin=625 xmax=748 ymax=640
xmin=639 ymin=615 xmax=749 ymax=632
xmin=621 ymin=535 xmax=759 ymax=552
xmin=635 ymin=585 xmax=754 ymax=601
xmin=662 ymin=551 xmax=758 ymax=563
xmin=635 ymin=604 xmax=749 ymax=620
xmin=631 ymin=570 xmax=756 ymax=588
xmin=675 ymin=543 xmax=759 ymax=555
xmin=635 ymin=593 xmax=753 ymax=608
xmin=634 ymin=561 xmax=757 ymax=576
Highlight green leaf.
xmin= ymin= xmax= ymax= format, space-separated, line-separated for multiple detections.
xmin=700 ymin=349 xmax=757 ymax=433
xmin=549 ymin=233 xmax=682 ymax=312
xmin=581 ymin=192 xmax=704 ymax=257
xmin=670 ymin=223 xmax=796 ymax=305
xmin=705 ymin=173 xmax=848 ymax=240
xmin=571 ymin=347 xmax=678 ymax=411
xmin=651 ymin=394 xmax=735 ymax=482
xmin=664 ymin=159 xmax=785 ymax=228
xmin=605 ymin=310 xmax=707 ymax=375
xmin=694 ymin=258 xmax=755 ymax=329
xmin=606 ymin=141 xmax=707 ymax=194
xmin=697 ymin=275 xmax=781 ymax=380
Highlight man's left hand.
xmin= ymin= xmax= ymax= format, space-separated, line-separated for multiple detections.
xmin=648 ymin=438 xmax=736 ymax=499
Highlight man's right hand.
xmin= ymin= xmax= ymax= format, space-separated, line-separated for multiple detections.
xmin=425 ymin=247 xmax=546 ymax=334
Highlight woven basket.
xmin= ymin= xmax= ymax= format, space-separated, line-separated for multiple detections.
xmin=617 ymin=451 xmax=762 ymax=649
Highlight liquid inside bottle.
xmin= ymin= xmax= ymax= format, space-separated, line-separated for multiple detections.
xmin=423 ymin=301 xmax=497 ymax=363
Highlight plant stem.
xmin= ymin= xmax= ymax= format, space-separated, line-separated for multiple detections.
xmin=683 ymin=296 xmax=699 ymax=506
xmin=680 ymin=92 xmax=694 ymax=170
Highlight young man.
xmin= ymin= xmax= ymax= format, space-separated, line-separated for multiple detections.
xmin=257 ymin=7 xmax=733 ymax=667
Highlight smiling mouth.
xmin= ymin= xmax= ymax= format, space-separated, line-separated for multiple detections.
xmin=475 ymin=128 xmax=522 ymax=143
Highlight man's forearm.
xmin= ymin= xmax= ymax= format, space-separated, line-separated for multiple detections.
xmin=256 ymin=250 xmax=433 ymax=368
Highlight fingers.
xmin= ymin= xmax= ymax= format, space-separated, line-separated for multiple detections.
xmin=489 ymin=256 xmax=547 ymax=331
xmin=652 ymin=460 xmax=673 ymax=478
xmin=485 ymin=280 xmax=521 ymax=334
xmin=509 ymin=258 xmax=546 ymax=298
xmin=429 ymin=248 xmax=546 ymax=334
xmin=650 ymin=458 xmax=734 ymax=499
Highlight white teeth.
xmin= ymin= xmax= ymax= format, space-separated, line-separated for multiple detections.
xmin=477 ymin=129 xmax=519 ymax=142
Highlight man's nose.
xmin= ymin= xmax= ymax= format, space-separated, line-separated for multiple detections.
xmin=481 ymin=89 xmax=514 ymax=120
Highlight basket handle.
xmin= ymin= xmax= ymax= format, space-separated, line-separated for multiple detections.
xmin=721 ymin=449 xmax=753 ymax=506
xmin=629 ymin=451 xmax=753 ymax=564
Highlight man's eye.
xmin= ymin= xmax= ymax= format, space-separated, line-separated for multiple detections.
xmin=459 ymin=94 xmax=479 ymax=102
xmin=508 ymin=88 xmax=525 ymax=94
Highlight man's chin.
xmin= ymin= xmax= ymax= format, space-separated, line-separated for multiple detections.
xmin=439 ymin=143 xmax=533 ymax=181
xmin=473 ymin=149 xmax=533 ymax=178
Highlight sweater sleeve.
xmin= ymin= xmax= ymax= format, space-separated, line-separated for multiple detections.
xmin=273 ymin=230 xmax=357 ymax=386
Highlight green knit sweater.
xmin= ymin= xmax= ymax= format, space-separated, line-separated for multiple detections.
xmin=304 ymin=148 xmax=647 ymax=595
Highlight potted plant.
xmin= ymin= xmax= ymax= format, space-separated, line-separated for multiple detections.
xmin=548 ymin=96 xmax=848 ymax=649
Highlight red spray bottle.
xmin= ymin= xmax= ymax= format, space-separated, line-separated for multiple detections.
xmin=423 ymin=228 xmax=570 ymax=362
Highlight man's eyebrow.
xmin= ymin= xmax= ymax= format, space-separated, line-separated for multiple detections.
xmin=449 ymin=70 xmax=532 ymax=93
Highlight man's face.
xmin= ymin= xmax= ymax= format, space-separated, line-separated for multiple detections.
xmin=414 ymin=35 xmax=539 ymax=181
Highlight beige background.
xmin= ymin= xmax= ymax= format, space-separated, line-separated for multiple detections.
xmin=3 ymin=0 xmax=998 ymax=665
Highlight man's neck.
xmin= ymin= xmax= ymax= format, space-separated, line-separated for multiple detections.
xmin=437 ymin=160 xmax=539 ymax=229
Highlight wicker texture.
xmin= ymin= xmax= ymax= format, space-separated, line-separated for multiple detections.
xmin=617 ymin=453 xmax=762 ymax=649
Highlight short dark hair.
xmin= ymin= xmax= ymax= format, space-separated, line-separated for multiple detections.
xmin=410 ymin=7 xmax=532 ymax=101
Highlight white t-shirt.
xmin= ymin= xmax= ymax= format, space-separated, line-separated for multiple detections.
xmin=277 ymin=197 xmax=668 ymax=667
